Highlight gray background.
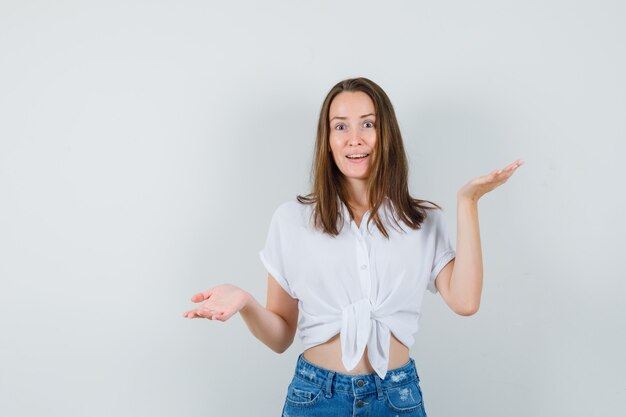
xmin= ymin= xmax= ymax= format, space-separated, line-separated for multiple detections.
xmin=1 ymin=1 xmax=624 ymax=416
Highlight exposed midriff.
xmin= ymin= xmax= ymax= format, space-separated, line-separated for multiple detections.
xmin=303 ymin=331 xmax=410 ymax=374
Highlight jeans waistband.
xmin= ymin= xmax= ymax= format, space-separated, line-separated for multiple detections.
xmin=293 ymin=352 xmax=419 ymax=399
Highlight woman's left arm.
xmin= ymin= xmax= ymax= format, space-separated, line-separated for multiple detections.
xmin=436 ymin=159 xmax=524 ymax=316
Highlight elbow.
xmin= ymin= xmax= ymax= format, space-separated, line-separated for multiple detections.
xmin=271 ymin=338 xmax=295 ymax=354
xmin=455 ymin=302 xmax=480 ymax=316
xmin=273 ymin=344 xmax=292 ymax=354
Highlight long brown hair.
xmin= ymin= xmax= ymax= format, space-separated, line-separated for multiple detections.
xmin=297 ymin=77 xmax=442 ymax=238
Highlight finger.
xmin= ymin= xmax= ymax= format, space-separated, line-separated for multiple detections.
xmin=197 ymin=307 xmax=219 ymax=320
xmin=184 ymin=310 xmax=199 ymax=318
xmin=191 ymin=289 xmax=213 ymax=303
xmin=511 ymin=159 xmax=524 ymax=170
xmin=503 ymin=161 xmax=523 ymax=177
xmin=186 ymin=309 xmax=203 ymax=318
xmin=488 ymin=169 xmax=503 ymax=180
xmin=492 ymin=161 xmax=520 ymax=179
xmin=504 ymin=159 xmax=524 ymax=172
xmin=186 ymin=307 xmax=210 ymax=318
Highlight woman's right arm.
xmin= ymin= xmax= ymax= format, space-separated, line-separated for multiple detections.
xmin=184 ymin=273 xmax=299 ymax=354
xmin=240 ymin=273 xmax=299 ymax=353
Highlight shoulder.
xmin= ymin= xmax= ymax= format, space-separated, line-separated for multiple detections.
xmin=271 ymin=199 xmax=312 ymax=225
xmin=421 ymin=204 xmax=446 ymax=230
xmin=274 ymin=199 xmax=307 ymax=215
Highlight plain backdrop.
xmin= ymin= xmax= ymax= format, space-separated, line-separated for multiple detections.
xmin=1 ymin=1 xmax=624 ymax=416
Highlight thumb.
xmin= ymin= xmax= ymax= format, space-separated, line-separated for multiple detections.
xmin=191 ymin=289 xmax=212 ymax=303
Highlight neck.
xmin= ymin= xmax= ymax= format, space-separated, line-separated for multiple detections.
xmin=343 ymin=178 xmax=369 ymax=209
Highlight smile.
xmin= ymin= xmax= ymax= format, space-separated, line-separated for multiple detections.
xmin=346 ymin=153 xmax=369 ymax=163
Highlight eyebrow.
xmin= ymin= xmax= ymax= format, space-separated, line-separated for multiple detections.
xmin=330 ymin=113 xmax=376 ymax=122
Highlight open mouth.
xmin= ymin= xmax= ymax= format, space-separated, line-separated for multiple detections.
xmin=346 ymin=153 xmax=369 ymax=161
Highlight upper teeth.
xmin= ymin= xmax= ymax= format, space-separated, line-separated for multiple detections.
xmin=347 ymin=153 xmax=368 ymax=158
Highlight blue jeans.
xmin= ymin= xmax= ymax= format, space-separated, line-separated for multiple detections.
xmin=281 ymin=352 xmax=427 ymax=417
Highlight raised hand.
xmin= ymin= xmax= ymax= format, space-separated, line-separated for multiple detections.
xmin=183 ymin=284 xmax=251 ymax=321
xmin=457 ymin=159 xmax=524 ymax=202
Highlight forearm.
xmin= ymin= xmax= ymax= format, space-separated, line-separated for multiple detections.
xmin=239 ymin=295 xmax=293 ymax=353
xmin=449 ymin=196 xmax=484 ymax=314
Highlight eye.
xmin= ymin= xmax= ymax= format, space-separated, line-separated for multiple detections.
xmin=364 ymin=120 xmax=375 ymax=128
xmin=334 ymin=123 xmax=345 ymax=131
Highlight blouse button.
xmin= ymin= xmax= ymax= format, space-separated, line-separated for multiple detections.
xmin=360 ymin=265 xmax=367 ymax=270
xmin=356 ymin=400 xmax=365 ymax=408
xmin=357 ymin=380 xmax=365 ymax=387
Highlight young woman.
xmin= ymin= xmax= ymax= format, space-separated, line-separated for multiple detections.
xmin=183 ymin=77 xmax=523 ymax=416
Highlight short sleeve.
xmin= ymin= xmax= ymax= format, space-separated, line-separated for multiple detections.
xmin=427 ymin=209 xmax=456 ymax=294
xmin=259 ymin=207 xmax=297 ymax=299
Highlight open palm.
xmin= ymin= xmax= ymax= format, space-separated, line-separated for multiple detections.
xmin=458 ymin=159 xmax=524 ymax=202
xmin=183 ymin=284 xmax=250 ymax=321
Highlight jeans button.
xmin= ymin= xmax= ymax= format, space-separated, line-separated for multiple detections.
xmin=356 ymin=400 xmax=365 ymax=408
xmin=357 ymin=380 xmax=365 ymax=387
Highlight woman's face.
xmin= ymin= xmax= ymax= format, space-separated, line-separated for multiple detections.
xmin=328 ymin=91 xmax=377 ymax=181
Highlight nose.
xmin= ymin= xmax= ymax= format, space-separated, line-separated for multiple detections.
xmin=348 ymin=129 xmax=364 ymax=146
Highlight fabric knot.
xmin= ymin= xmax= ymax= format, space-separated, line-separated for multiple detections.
xmin=340 ymin=299 xmax=391 ymax=379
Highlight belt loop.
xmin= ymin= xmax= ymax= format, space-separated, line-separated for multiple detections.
xmin=412 ymin=359 xmax=420 ymax=382
xmin=324 ymin=371 xmax=335 ymax=398
xmin=374 ymin=374 xmax=384 ymax=400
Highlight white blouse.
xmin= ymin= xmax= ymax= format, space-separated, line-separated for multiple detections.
xmin=258 ymin=197 xmax=456 ymax=379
